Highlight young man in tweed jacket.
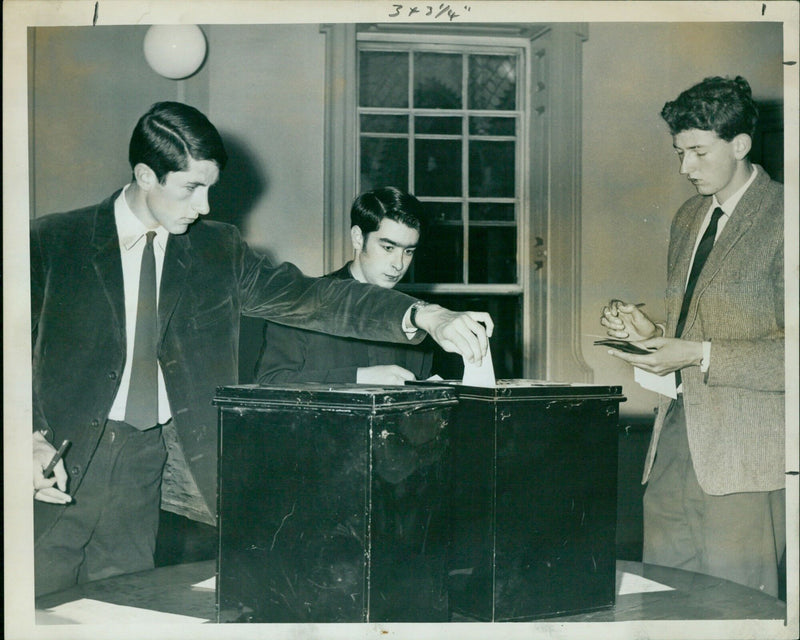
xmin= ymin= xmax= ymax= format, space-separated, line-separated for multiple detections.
xmin=600 ymin=76 xmax=785 ymax=597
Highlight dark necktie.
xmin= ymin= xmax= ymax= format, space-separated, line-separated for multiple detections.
xmin=675 ymin=207 xmax=725 ymax=338
xmin=125 ymin=231 xmax=158 ymax=429
xmin=674 ymin=207 xmax=724 ymax=389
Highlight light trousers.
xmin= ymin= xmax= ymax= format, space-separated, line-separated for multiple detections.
xmin=643 ymin=397 xmax=785 ymax=597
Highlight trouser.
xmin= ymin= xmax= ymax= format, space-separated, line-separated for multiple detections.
xmin=34 ymin=420 xmax=167 ymax=597
xmin=643 ymin=397 xmax=785 ymax=597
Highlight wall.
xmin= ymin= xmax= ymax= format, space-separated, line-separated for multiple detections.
xmin=29 ymin=26 xmax=191 ymax=216
xmin=205 ymin=25 xmax=327 ymax=275
xmin=30 ymin=24 xmax=327 ymax=276
xmin=581 ymin=21 xmax=784 ymax=417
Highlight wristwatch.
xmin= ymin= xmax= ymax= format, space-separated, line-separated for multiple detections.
xmin=408 ymin=300 xmax=431 ymax=329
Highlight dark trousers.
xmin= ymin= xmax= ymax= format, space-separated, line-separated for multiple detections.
xmin=643 ymin=397 xmax=785 ymax=597
xmin=34 ymin=420 xmax=167 ymax=597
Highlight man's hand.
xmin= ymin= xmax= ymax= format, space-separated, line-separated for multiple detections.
xmin=601 ymin=299 xmax=660 ymax=342
xmin=413 ymin=304 xmax=493 ymax=365
xmin=357 ymin=365 xmax=416 ymax=385
xmin=33 ymin=431 xmax=71 ymax=504
xmin=605 ymin=337 xmax=703 ymax=375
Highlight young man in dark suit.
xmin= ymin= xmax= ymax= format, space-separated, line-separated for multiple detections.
xmin=31 ymin=101 xmax=492 ymax=596
xmin=600 ymin=76 xmax=785 ymax=596
xmin=255 ymin=186 xmax=433 ymax=386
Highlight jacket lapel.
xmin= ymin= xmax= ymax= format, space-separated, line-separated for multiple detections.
xmin=90 ymin=193 xmax=126 ymax=338
xmin=677 ymin=169 xmax=767 ymax=336
xmin=158 ymin=232 xmax=192 ymax=344
xmin=667 ymin=198 xmax=708 ymax=334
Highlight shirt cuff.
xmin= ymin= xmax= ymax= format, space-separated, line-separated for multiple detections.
xmin=402 ymin=306 xmax=418 ymax=339
xmin=700 ymin=340 xmax=712 ymax=372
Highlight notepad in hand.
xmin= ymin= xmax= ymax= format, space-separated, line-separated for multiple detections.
xmin=594 ymin=339 xmax=653 ymax=355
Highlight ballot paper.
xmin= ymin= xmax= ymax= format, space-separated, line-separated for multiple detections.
xmin=634 ymin=367 xmax=678 ymax=399
xmin=462 ymin=345 xmax=496 ymax=387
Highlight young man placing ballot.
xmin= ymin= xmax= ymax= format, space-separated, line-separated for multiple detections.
xmin=31 ymin=102 xmax=492 ymax=596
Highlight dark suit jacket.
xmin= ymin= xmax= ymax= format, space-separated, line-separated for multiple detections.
xmin=255 ymin=263 xmax=433 ymax=384
xmin=31 ymin=191 xmax=422 ymax=532
xmin=643 ymin=166 xmax=784 ymax=494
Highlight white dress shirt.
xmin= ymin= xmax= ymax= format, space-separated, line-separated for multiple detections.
xmin=108 ymin=185 xmax=172 ymax=425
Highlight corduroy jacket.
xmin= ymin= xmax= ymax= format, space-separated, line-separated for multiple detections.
xmin=31 ymin=191 xmax=423 ymax=533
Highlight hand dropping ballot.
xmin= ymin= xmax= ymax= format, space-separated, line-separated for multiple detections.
xmin=462 ymin=344 xmax=496 ymax=387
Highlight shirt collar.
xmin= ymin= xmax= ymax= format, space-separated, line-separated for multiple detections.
xmin=712 ymin=165 xmax=758 ymax=216
xmin=114 ymin=184 xmax=169 ymax=252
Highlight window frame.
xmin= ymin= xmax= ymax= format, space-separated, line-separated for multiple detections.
xmin=357 ymin=39 xmax=526 ymax=291
xmin=321 ymin=22 xmax=592 ymax=382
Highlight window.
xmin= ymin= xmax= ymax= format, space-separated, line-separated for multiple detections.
xmin=356 ymin=42 xmax=524 ymax=378
xmin=359 ymin=46 xmax=521 ymax=287
xmin=323 ymin=23 xmax=592 ymax=382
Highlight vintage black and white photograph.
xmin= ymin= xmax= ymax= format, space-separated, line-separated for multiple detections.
xmin=3 ymin=1 xmax=798 ymax=639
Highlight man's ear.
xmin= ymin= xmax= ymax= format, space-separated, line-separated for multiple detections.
xmin=133 ymin=163 xmax=158 ymax=191
xmin=350 ymin=225 xmax=364 ymax=253
xmin=732 ymin=133 xmax=752 ymax=160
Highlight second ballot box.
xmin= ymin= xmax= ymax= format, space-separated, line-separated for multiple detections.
xmin=213 ymin=383 xmax=457 ymax=623
xmin=413 ymin=379 xmax=625 ymax=621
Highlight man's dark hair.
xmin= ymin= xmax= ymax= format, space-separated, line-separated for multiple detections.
xmin=350 ymin=187 xmax=427 ymax=237
xmin=661 ymin=75 xmax=759 ymax=141
xmin=129 ymin=101 xmax=228 ymax=183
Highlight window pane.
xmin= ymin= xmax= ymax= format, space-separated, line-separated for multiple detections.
xmin=413 ymin=224 xmax=463 ymax=284
xmin=469 ymin=141 xmax=515 ymax=198
xmin=469 ymin=116 xmax=516 ymax=136
xmin=468 ymin=55 xmax=516 ymax=110
xmin=360 ymin=51 xmax=408 ymax=108
xmin=361 ymin=114 xmax=408 ymax=133
xmin=428 ymin=202 xmax=463 ymax=223
xmin=360 ymin=138 xmax=408 ymax=192
xmin=470 ymin=203 xmax=515 ymax=222
xmin=414 ymin=53 xmax=462 ymax=109
xmin=415 ymin=139 xmax=462 ymax=197
xmin=416 ymin=116 xmax=461 ymax=135
xmin=469 ymin=226 xmax=516 ymax=283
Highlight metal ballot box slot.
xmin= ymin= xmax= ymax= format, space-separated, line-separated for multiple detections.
xmin=411 ymin=379 xmax=625 ymax=621
xmin=214 ymin=383 xmax=457 ymax=623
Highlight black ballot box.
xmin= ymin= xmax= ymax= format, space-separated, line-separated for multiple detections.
xmin=213 ymin=383 xmax=457 ymax=623
xmin=412 ymin=379 xmax=625 ymax=621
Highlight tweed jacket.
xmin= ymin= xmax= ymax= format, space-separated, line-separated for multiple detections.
xmin=642 ymin=167 xmax=785 ymax=495
xmin=31 ymin=191 xmax=423 ymax=532
xmin=255 ymin=263 xmax=433 ymax=384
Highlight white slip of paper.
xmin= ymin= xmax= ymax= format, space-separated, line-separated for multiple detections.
xmin=462 ymin=345 xmax=496 ymax=387
xmin=192 ymin=576 xmax=216 ymax=590
xmin=616 ymin=570 xmax=675 ymax=595
xmin=634 ymin=367 xmax=677 ymax=399
xmin=38 ymin=598 xmax=208 ymax=624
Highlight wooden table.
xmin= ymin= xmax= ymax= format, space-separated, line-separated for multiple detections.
xmin=35 ymin=559 xmax=786 ymax=624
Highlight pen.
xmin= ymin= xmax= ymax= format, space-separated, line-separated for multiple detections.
xmin=43 ymin=439 xmax=70 ymax=477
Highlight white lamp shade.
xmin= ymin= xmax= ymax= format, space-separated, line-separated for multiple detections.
xmin=143 ymin=25 xmax=207 ymax=80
